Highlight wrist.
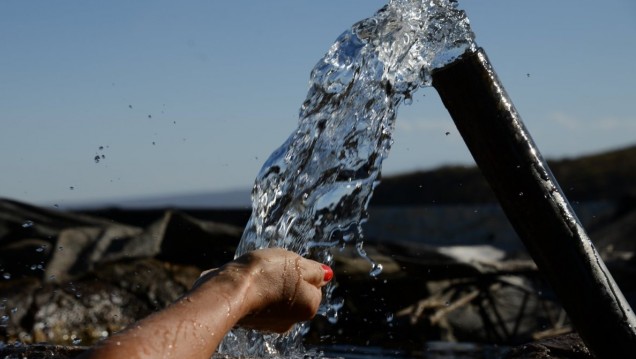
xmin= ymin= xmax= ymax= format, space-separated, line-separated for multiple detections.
xmin=189 ymin=264 xmax=256 ymax=324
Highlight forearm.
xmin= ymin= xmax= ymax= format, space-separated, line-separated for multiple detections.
xmin=77 ymin=272 xmax=251 ymax=359
xmin=75 ymin=248 xmax=329 ymax=359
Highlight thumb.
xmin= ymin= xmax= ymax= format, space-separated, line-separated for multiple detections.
xmin=301 ymin=259 xmax=333 ymax=287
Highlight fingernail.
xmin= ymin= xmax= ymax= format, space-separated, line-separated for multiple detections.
xmin=321 ymin=264 xmax=333 ymax=282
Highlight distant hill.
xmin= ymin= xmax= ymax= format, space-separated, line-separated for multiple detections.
xmin=71 ymin=143 xmax=636 ymax=237
xmin=65 ymin=188 xmax=252 ymax=210
xmin=71 ymin=144 xmax=636 ymax=210
xmin=371 ymin=144 xmax=636 ymax=205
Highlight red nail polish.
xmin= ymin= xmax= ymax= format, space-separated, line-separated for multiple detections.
xmin=321 ymin=264 xmax=333 ymax=282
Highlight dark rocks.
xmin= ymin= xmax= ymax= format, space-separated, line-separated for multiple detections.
xmin=0 ymin=198 xmax=240 ymax=347
xmin=1 ymin=258 xmax=200 ymax=346
xmin=0 ymin=343 xmax=85 ymax=359
xmin=1 ymin=197 xmax=634 ymax=358
xmin=505 ymin=334 xmax=594 ymax=359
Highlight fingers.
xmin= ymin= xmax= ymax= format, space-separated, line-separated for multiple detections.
xmin=294 ymin=281 xmax=323 ymax=318
xmin=238 ymin=280 xmax=322 ymax=333
xmin=195 ymin=249 xmax=333 ymax=288
xmin=321 ymin=264 xmax=334 ymax=282
xmin=243 ymin=248 xmax=333 ymax=287
xmin=298 ymin=257 xmax=333 ymax=287
xmin=222 ymin=249 xmax=332 ymax=333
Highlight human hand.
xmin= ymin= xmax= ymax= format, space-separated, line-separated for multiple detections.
xmin=77 ymin=249 xmax=333 ymax=359
xmin=194 ymin=248 xmax=333 ymax=333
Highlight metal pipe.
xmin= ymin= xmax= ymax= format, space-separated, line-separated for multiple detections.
xmin=431 ymin=48 xmax=636 ymax=358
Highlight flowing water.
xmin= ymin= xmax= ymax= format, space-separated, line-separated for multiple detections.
xmin=217 ymin=0 xmax=475 ymax=357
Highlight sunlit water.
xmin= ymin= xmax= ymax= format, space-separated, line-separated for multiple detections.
xmin=217 ymin=0 xmax=475 ymax=357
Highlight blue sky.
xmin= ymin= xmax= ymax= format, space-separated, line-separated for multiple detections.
xmin=1 ymin=0 xmax=635 ymax=207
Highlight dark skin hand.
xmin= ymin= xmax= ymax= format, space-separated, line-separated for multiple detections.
xmin=76 ymin=248 xmax=333 ymax=359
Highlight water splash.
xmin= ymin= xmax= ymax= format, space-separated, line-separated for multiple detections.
xmin=218 ymin=0 xmax=474 ymax=357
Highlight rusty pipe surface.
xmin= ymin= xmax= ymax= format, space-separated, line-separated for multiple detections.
xmin=431 ymin=48 xmax=636 ymax=358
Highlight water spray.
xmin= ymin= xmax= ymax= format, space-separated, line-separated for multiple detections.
xmin=218 ymin=1 xmax=636 ymax=357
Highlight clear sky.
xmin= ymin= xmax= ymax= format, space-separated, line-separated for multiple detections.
xmin=1 ymin=0 xmax=635 ymax=208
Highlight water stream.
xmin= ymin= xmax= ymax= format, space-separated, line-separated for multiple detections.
xmin=217 ymin=0 xmax=475 ymax=357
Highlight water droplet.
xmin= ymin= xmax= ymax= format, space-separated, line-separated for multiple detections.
xmin=1 ymin=315 xmax=9 ymax=323
xmin=21 ymin=220 xmax=34 ymax=228
xmin=385 ymin=312 xmax=394 ymax=322
xmin=72 ymin=338 xmax=82 ymax=345
xmin=35 ymin=245 xmax=47 ymax=253
xmin=94 ymin=155 xmax=100 ymax=163
xmin=369 ymin=263 xmax=383 ymax=277
xmin=519 ymin=192 xmax=524 ymax=196
xmin=69 ymin=186 xmax=75 ymax=190
xmin=325 ymin=307 xmax=339 ymax=324
xmin=2 ymin=273 xmax=11 ymax=280
xmin=10 ymin=307 xmax=17 ymax=314
xmin=403 ymin=32 xmax=411 ymax=44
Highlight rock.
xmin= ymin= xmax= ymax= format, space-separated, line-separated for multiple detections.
xmin=1 ymin=198 xmax=242 ymax=346
xmin=0 ymin=343 xmax=85 ymax=359
xmin=0 ymin=198 xmax=241 ymax=284
xmin=1 ymin=258 xmax=200 ymax=346
xmin=505 ymin=333 xmax=594 ymax=359
xmin=1 ymin=198 xmax=634 ymax=357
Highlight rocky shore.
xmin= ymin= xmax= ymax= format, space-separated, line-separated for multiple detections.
xmin=1 ymin=196 xmax=635 ymax=358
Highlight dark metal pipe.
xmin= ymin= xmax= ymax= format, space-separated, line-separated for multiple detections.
xmin=431 ymin=48 xmax=636 ymax=358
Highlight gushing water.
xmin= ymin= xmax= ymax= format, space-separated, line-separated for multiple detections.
xmin=217 ymin=0 xmax=474 ymax=357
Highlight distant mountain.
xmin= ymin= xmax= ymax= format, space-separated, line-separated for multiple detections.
xmin=371 ymin=144 xmax=636 ymax=205
xmin=72 ymin=188 xmax=252 ymax=210
xmin=72 ymin=144 xmax=636 ymax=209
